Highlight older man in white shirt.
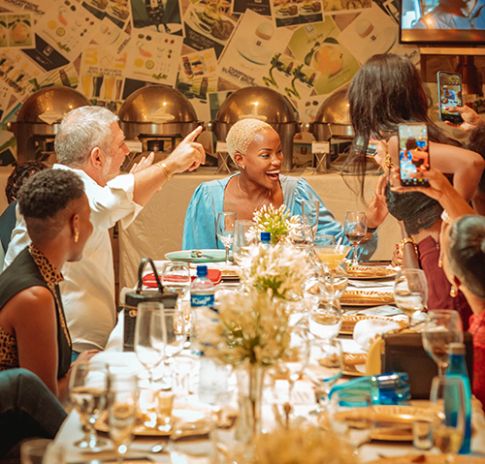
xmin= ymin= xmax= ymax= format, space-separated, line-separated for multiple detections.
xmin=4 ymin=106 xmax=205 ymax=353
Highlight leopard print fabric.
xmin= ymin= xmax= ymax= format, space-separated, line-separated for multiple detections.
xmin=0 ymin=326 xmax=18 ymax=370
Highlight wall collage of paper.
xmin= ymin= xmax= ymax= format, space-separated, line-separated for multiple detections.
xmin=0 ymin=0 xmax=418 ymax=164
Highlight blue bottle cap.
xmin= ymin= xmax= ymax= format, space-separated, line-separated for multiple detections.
xmin=196 ymin=265 xmax=208 ymax=277
xmin=260 ymin=232 xmax=271 ymax=244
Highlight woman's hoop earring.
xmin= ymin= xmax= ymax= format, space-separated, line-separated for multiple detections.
xmin=74 ymin=230 xmax=79 ymax=244
xmin=450 ymin=284 xmax=458 ymax=298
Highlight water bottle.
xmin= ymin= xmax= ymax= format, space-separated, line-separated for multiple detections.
xmin=445 ymin=342 xmax=472 ymax=454
xmin=329 ymin=372 xmax=410 ymax=406
xmin=190 ymin=265 xmax=215 ymax=308
xmin=190 ymin=265 xmax=215 ymax=355
xmin=260 ymin=231 xmax=271 ymax=246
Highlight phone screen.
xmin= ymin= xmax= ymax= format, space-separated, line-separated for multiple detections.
xmin=398 ymin=123 xmax=430 ymax=187
xmin=437 ymin=72 xmax=463 ymax=124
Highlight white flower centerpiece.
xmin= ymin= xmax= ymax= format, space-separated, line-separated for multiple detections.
xmin=251 ymin=204 xmax=300 ymax=245
xmin=199 ymin=204 xmax=315 ymax=444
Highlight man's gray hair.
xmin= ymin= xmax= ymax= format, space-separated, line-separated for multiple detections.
xmin=55 ymin=106 xmax=119 ymax=166
xmin=226 ymin=118 xmax=274 ymax=162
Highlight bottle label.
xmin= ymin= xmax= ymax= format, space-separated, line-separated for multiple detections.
xmin=191 ymin=294 xmax=215 ymax=307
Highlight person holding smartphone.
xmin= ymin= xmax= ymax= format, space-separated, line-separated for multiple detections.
xmin=348 ymin=53 xmax=485 ymax=329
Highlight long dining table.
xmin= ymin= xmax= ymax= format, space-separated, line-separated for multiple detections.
xmin=54 ymin=269 xmax=485 ymax=464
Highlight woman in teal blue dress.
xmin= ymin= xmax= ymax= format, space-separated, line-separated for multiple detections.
xmin=182 ymin=118 xmax=387 ymax=259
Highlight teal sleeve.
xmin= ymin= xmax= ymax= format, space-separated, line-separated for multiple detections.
xmin=182 ymin=183 xmax=218 ymax=250
xmin=292 ymin=179 xmax=377 ymax=261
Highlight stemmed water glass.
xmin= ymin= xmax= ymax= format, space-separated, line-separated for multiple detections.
xmin=422 ymin=310 xmax=463 ymax=376
xmin=216 ymin=211 xmax=236 ymax=265
xmin=107 ymin=372 xmax=139 ymax=464
xmin=134 ymin=302 xmax=165 ymax=387
xmin=160 ymin=306 xmax=187 ymax=388
xmin=310 ymin=338 xmax=343 ymax=415
xmin=430 ymin=376 xmax=466 ymax=463
xmin=393 ymin=268 xmax=428 ymax=324
xmin=343 ymin=211 xmax=367 ymax=267
xmin=69 ymin=360 xmax=109 ymax=451
xmin=233 ymin=219 xmax=255 ymax=266
xmin=161 ymin=261 xmax=191 ymax=338
xmin=282 ymin=322 xmax=310 ymax=406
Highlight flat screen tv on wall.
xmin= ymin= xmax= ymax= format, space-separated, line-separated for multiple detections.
xmin=400 ymin=0 xmax=485 ymax=44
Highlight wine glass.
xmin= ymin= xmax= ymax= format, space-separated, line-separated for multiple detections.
xmin=422 ymin=310 xmax=463 ymax=376
xmin=134 ymin=302 xmax=165 ymax=387
xmin=313 ymin=234 xmax=350 ymax=275
xmin=311 ymin=338 xmax=343 ymax=415
xmin=282 ymin=322 xmax=310 ymax=407
xmin=301 ymin=199 xmax=320 ymax=243
xmin=69 ymin=360 xmax=109 ymax=451
xmin=161 ymin=261 xmax=191 ymax=337
xmin=393 ymin=269 xmax=428 ymax=323
xmin=108 ymin=372 xmax=139 ymax=464
xmin=309 ymin=304 xmax=342 ymax=341
xmin=430 ymin=376 xmax=466 ymax=463
xmin=216 ymin=211 xmax=236 ymax=265
xmin=343 ymin=211 xmax=367 ymax=267
xmin=233 ymin=219 xmax=256 ymax=265
xmin=160 ymin=306 xmax=187 ymax=388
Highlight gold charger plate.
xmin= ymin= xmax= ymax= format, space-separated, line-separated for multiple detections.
xmin=95 ymin=409 xmax=210 ymax=437
xmin=335 ymin=405 xmax=436 ymax=442
xmin=368 ymin=455 xmax=485 ymax=464
xmin=340 ymin=291 xmax=394 ymax=307
xmin=341 ymin=265 xmax=398 ymax=280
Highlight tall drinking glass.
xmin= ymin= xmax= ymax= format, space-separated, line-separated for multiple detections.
xmin=69 ymin=360 xmax=108 ymax=451
xmin=216 ymin=211 xmax=236 ymax=265
xmin=161 ymin=261 xmax=191 ymax=336
xmin=343 ymin=211 xmax=367 ymax=267
xmin=311 ymin=338 xmax=343 ymax=415
xmin=134 ymin=302 xmax=164 ymax=387
xmin=393 ymin=268 xmax=428 ymax=323
xmin=108 ymin=372 xmax=139 ymax=464
xmin=422 ymin=310 xmax=463 ymax=376
xmin=233 ymin=219 xmax=255 ymax=265
xmin=430 ymin=376 xmax=466 ymax=463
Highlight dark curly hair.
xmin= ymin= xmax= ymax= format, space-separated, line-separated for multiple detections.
xmin=19 ymin=170 xmax=85 ymax=242
xmin=467 ymin=126 xmax=485 ymax=192
xmin=5 ymin=161 xmax=47 ymax=204
xmin=19 ymin=169 xmax=84 ymax=219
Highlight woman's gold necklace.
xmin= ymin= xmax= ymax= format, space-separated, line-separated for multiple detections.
xmin=237 ymin=176 xmax=272 ymax=210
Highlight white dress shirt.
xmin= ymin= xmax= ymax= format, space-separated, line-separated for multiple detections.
xmin=4 ymin=164 xmax=142 ymax=351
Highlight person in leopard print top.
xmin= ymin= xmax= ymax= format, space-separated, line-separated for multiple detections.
xmin=0 ymin=169 xmax=93 ymax=399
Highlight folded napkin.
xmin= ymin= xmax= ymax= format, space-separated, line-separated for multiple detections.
xmin=353 ymin=317 xmax=406 ymax=351
xmin=143 ymin=269 xmax=222 ymax=287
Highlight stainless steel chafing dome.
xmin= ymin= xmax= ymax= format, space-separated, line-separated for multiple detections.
xmin=8 ymin=86 xmax=90 ymax=163
xmin=212 ymin=86 xmax=300 ymax=171
xmin=310 ymin=86 xmax=354 ymax=140
xmin=118 ymin=85 xmax=199 ymax=142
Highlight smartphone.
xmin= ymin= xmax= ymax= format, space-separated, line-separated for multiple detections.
xmin=437 ymin=71 xmax=463 ymax=124
xmin=398 ymin=123 xmax=430 ymax=187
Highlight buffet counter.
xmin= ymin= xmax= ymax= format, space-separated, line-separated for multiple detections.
xmin=118 ymin=169 xmax=400 ymax=289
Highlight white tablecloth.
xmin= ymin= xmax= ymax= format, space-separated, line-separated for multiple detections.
xmin=54 ymin=311 xmax=485 ymax=463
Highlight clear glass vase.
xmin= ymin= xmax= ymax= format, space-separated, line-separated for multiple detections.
xmin=235 ymin=363 xmax=265 ymax=445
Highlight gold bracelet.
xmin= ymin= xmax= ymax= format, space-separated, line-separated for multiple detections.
xmin=400 ymin=237 xmax=419 ymax=256
xmin=156 ymin=161 xmax=173 ymax=179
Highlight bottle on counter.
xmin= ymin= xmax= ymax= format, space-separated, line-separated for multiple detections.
xmin=445 ymin=342 xmax=472 ymax=454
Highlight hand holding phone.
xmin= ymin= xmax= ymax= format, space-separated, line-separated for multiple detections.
xmin=437 ymin=71 xmax=464 ymax=125
xmin=398 ymin=123 xmax=430 ymax=187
